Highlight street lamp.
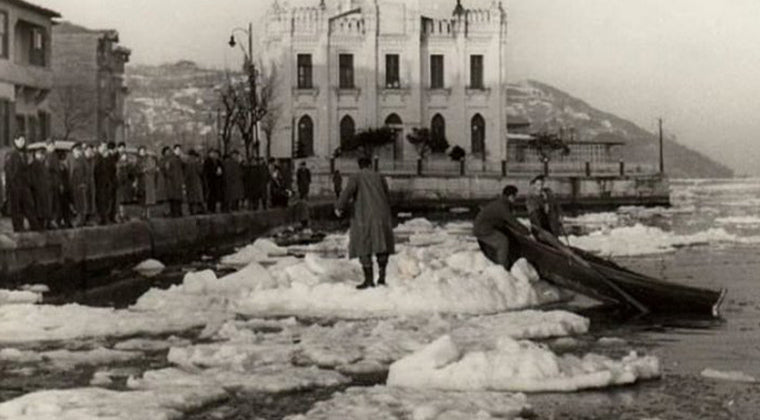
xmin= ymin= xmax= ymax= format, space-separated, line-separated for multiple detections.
xmin=228 ymin=23 xmax=259 ymax=158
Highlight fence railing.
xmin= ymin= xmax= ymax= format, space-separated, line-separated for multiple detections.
xmin=311 ymin=157 xmax=657 ymax=177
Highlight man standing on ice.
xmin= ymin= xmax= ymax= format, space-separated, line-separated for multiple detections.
xmin=335 ymin=156 xmax=395 ymax=289
xmin=474 ymin=185 xmax=530 ymax=267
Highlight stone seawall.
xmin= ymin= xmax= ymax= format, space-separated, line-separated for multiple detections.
xmin=0 ymin=173 xmax=669 ymax=291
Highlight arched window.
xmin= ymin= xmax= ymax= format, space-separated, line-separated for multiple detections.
xmin=385 ymin=114 xmax=403 ymax=160
xmin=431 ymin=114 xmax=446 ymax=143
xmin=471 ymin=113 xmax=485 ymax=156
xmin=340 ymin=115 xmax=355 ymax=150
xmin=296 ymin=115 xmax=314 ymax=157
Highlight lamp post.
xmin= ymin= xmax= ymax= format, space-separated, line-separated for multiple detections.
xmin=228 ymin=22 xmax=259 ymax=158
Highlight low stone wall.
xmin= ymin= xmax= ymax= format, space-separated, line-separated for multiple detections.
xmin=0 ymin=207 xmax=300 ymax=292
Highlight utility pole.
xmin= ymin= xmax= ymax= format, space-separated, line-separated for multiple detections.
xmin=658 ymin=118 xmax=664 ymax=174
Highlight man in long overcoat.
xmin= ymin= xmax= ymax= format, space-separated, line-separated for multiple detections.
xmin=526 ymin=175 xmax=564 ymax=240
xmin=162 ymin=145 xmax=185 ymax=218
xmin=45 ymin=141 xmax=62 ymax=228
xmin=335 ymin=157 xmax=395 ymax=289
xmin=94 ymin=142 xmax=116 ymax=225
xmin=223 ymin=151 xmax=244 ymax=212
xmin=4 ymin=135 xmax=39 ymax=231
xmin=296 ymin=161 xmax=311 ymax=200
xmin=29 ymin=148 xmax=51 ymax=230
xmin=69 ymin=144 xmax=89 ymax=227
xmin=184 ymin=149 xmax=205 ymax=215
xmin=203 ymin=149 xmax=224 ymax=213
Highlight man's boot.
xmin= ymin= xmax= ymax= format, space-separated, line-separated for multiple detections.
xmin=357 ymin=265 xmax=374 ymax=290
xmin=376 ymin=265 xmax=386 ymax=286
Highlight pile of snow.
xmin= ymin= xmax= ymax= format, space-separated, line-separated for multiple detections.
xmin=0 ymin=386 xmax=227 ymax=420
xmin=219 ymin=238 xmax=288 ymax=268
xmin=132 ymin=259 xmax=165 ymax=277
xmin=387 ymin=335 xmax=660 ymax=392
xmin=234 ymin=246 xmax=560 ymax=317
xmin=0 ymin=290 xmax=42 ymax=305
xmin=564 ymin=212 xmax=621 ymax=228
xmin=19 ymin=284 xmax=49 ymax=293
xmin=701 ymin=368 xmax=757 ymax=383
xmin=286 ymin=386 xmax=531 ymax=420
xmin=394 ymin=217 xmax=436 ymax=234
xmin=569 ymin=224 xmax=760 ymax=256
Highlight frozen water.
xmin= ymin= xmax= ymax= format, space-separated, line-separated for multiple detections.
xmin=285 ymin=386 xmax=531 ymax=420
xmin=387 ymin=335 xmax=660 ymax=392
xmin=715 ymin=216 xmax=760 ymax=226
xmin=394 ymin=217 xmax=436 ymax=234
xmin=0 ymin=347 xmax=140 ymax=368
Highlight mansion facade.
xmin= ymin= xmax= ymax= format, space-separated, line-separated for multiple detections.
xmin=264 ymin=0 xmax=508 ymax=161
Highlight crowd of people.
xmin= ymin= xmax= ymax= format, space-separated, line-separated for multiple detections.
xmin=3 ymin=135 xmax=312 ymax=233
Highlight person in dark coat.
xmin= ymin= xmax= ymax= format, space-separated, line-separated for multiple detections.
xmin=84 ymin=145 xmax=96 ymax=224
xmin=473 ymin=185 xmax=530 ymax=268
xmin=4 ymin=135 xmax=39 ymax=232
xmin=203 ymin=149 xmax=224 ymax=213
xmin=269 ymin=163 xmax=289 ymax=208
xmin=138 ymin=148 xmax=158 ymax=219
xmin=69 ymin=143 xmax=89 ymax=227
xmin=94 ymin=142 xmax=116 ymax=225
xmin=335 ymin=157 xmax=395 ymax=289
xmin=29 ymin=148 xmax=51 ymax=230
xmin=162 ymin=145 xmax=185 ymax=218
xmin=115 ymin=151 xmax=132 ymax=222
xmin=57 ymin=149 xmax=73 ymax=228
xmin=223 ymin=151 xmax=244 ymax=212
xmin=332 ymin=170 xmax=343 ymax=199
xmin=296 ymin=161 xmax=312 ymax=200
xmin=526 ymin=175 xmax=564 ymax=240
xmin=249 ymin=157 xmax=268 ymax=210
xmin=44 ymin=141 xmax=62 ymax=228
xmin=184 ymin=149 xmax=205 ymax=215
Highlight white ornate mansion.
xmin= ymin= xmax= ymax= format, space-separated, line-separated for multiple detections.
xmin=264 ymin=0 xmax=508 ymax=163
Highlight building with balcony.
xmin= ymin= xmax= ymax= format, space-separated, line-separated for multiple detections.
xmin=0 ymin=0 xmax=59 ymax=148
xmin=51 ymin=21 xmax=130 ymax=143
xmin=263 ymin=0 xmax=508 ymax=162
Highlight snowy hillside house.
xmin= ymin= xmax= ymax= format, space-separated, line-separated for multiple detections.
xmin=263 ymin=0 xmax=508 ymax=164
xmin=0 ymin=0 xmax=59 ymax=149
xmin=51 ymin=22 xmax=131 ymax=143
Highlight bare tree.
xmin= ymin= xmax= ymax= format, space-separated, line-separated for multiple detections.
xmin=219 ymin=76 xmax=239 ymax=155
xmin=51 ymin=85 xmax=97 ymax=140
xmin=258 ymin=63 xmax=281 ymax=159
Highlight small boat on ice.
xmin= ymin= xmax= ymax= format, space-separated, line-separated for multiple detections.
xmin=498 ymin=225 xmax=726 ymax=317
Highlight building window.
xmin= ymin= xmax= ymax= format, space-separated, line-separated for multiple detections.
xmin=297 ymin=115 xmax=314 ymax=157
xmin=339 ymin=54 xmax=354 ymax=89
xmin=38 ymin=111 xmax=49 ymax=140
xmin=297 ymin=54 xmax=312 ymax=89
xmin=430 ymin=55 xmax=444 ymax=89
xmin=470 ymin=55 xmax=484 ymax=89
xmin=471 ymin=113 xmax=486 ymax=156
xmin=385 ymin=54 xmax=400 ymax=88
xmin=340 ymin=115 xmax=355 ymax=150
xmin=30 ymin=27 xmax=46 ymax=66
xmin=15 ymin=115 xmax=25 ymax=138
xmin=0 ymin=11 xmax=7 ymax=59
xmin=0 ymin=100 xmax=9 ymax=146
xmin=431 ymin=114 xmax=446 ymax=143
xmin=27 ymin=115 xmax=37 ymax=142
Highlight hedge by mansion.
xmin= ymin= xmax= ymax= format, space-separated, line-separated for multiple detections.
xmin=264 ymin=0 xmax=508 ymax=162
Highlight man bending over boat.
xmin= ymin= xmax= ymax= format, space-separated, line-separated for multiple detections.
xmin=474 ymin=185 xmax=531 ymax=267
xmin=526 ymin=175 xmax=565 ymax=241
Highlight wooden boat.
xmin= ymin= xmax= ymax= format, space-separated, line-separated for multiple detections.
xmin=500 ymin=225 xmax=726 ymax=317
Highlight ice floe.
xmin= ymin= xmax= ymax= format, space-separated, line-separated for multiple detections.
xmin=569 ymin=224 xmax=760 ymax=256
xmin=0 ymin=347 xmax=140 ymax=368
xmin=0 ymin=290 xmax=42 ymax=305
xmin=715 ymin=216 xmax=760 ymax=226
xmin=132 ymin=259 xmax=165 ymax=277
xmin=387 ymin=335 xmax=660 ymax=392
xmin=700 ymin=368 xmax=757 ymax=383
xmin=286 ymin=386 xmax=531 ymax=420
xmin=218 ymin=238 xmax=288 ymax=268
xmin=0 ymin=386 xmax=227 ymax=420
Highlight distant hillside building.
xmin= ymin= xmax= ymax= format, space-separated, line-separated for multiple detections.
xmin=0 ymin=0 xmax=59 ymax=148
xmin=263 ymin=0 xmax=508 ymax=161
xmin=51 ymin=21 xmax=131 ymax=143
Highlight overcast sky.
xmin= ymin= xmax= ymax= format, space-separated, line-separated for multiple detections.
xmin=41 ymin=0 xmax=760 ymax=175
